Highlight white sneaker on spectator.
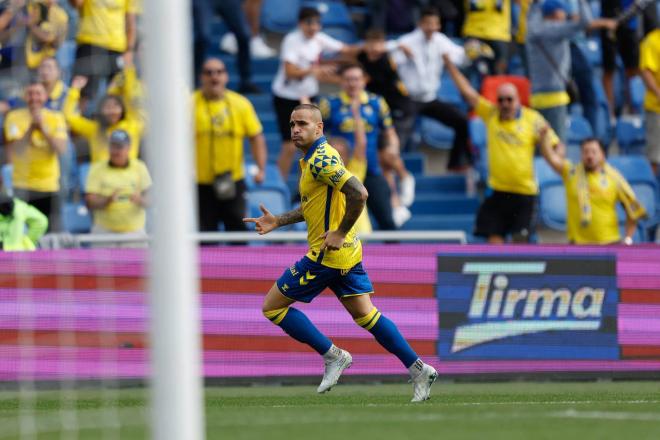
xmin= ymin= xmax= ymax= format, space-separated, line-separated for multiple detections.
xmin=393 ymin=205 xmax=412 ymax=228
xmin=317 ymin=349 xmax=352 ymax=393
xmin=220 ymin=33 xmax=238 ymax=54
xmin=410 ymin=362 xmax=438 ymax=403
xmin=400 ymin=175 xmax=415 ymax=207
xmin=251 ymin=35 xmax=277 ymax=58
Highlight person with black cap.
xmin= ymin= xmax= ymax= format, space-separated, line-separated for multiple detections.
xmin=0 ymin=193 xmax=49 ymax=251
xmin=85 ymin=129 xmax=151 ymax=246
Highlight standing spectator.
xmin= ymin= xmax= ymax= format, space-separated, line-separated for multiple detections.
xmin=272 ymin=7 xmax=352 ymax=179
xmin=38 ymin=56 xmax=67 ymax=110
xmin=640 ymin=25 xmax=660 ymax=174
xmin=461 ymin=0 xmax=512 ymax=74
xmin=25 ymin=0 xmax=68 ymax=71
xmin=193 ymin=57 xmax=267 ymax=232
xmin=192 ymin=0 xmax=260 ymax=94
xmin=220 ymin=0 xmax=276 ymax=59
xmin=85 ymin=129 xmax=151 ymax=245
xmin=319 ymin=64 xmax=409 ymax=230
xmin=601 ymin=0 xmax=658 ymax=117
xmin=526 ymin=0 xmax=616 ymax=142
xmin=444 ymin=54 xmax=563 ymax=243
xmin=69 ymin=0 xmax=140 ymax=104
xmin=38 ymin=56 xmax=76 ymax=198
xmin=395 ymin=6 xmax=473 ymax=170
xmin=3 ymin=81 xmax=67 ymax=230
xmin=540 ymin=135 xmax=646 ymax=244
xmin=0 ymin=193 xmax=48 ymax=251
xmin=63 ymin=53 xmax=144 ymax=163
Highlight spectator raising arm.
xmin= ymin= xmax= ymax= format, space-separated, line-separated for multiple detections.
xmin=442 ymin=54 xmax=480 ymax=108
xmin=62 ymin=76 xmax=97 ymax=138
xmin=539 ymin=124 xmax=565 ymax=174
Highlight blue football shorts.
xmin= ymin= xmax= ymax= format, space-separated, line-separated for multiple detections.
xmin=276 ymin=256 xmax=374 ymax=303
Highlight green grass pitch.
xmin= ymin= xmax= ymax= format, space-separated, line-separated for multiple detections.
xmin=1 ymin=381 xmax=659 ymax=439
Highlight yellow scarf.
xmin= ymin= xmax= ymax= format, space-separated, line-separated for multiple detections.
xmin=575 ymin=162 xmax=647 ymax=227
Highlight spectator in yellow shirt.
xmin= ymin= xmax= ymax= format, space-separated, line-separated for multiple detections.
xmin=3 ymin=81 xmax=67 ymax=230
xmin=194 ymin=57 xmax=267 ymax=232
xmin=444 ymin=53 xmax=563 ymax=243
xmin=85 ymin=129 xmax=151 ymax=246
xmin=540 ymin=135 xmax=647 ymax=244
xmin=462 ymin=0 xmax=512 ymax=74
xmin=640 ymin=27 xmax=660 ymax=174
xmin=63 ymin=54 xmax=144 ymax=163
xmin=69 ymin=0 xmax=140 ymax=103
xmin=25 ymin=0 xmax=68 ymax=71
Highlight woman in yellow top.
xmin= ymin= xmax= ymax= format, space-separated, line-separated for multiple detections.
xmin=540 ymin=131 xmax=647 ymax=245
xmin=63 ymin=54 xmax=144 ymax=163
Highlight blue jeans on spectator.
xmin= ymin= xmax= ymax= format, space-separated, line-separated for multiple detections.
xmin=192 ymin=0 xmax=252 ymax=86
xmin=539 ymin=105 xmax=568 ymax=144
xmin=571 ymin=41 xmax=598 ymax=135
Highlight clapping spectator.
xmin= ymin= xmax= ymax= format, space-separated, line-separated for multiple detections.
xmin=3 ymin=81 xmax=67 ymax=230
xmin=25 ymin=0 xmax=68 ymax=71
xmin=193 ymin=57 xmax=267 ymax=233
xmin=85 ymin=129 xmax=151 ymax=245
xmin=273 ymin=7 xmax=356 ymax=178
xmin=69 ymin=0 xmax=140 ymax=105
xmin=540 ymin=134 xmax=646 ymax=244
xmin=444 ymin=54 xmax=563 ymax=243
xmin=63 ymin=51 xmax=144 ymax=164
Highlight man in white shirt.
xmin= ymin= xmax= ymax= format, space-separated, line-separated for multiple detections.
xmin=272 ymin=7 xmax=355 ymax=178
xmin=395 ymin=6 xmax=473 ymax=170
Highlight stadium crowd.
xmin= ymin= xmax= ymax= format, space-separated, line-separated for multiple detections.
xmin=0 ymin=0 xmax=658 ymax=250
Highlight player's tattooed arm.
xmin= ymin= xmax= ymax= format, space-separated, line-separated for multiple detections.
xmin=276 ymin=206 xmax=304 ymax=227
xmin=338 ymin=176 xmax=368 ymax=235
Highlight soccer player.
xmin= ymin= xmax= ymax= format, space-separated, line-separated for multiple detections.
xmin=243 ymin=104 xmax=437 ymax=402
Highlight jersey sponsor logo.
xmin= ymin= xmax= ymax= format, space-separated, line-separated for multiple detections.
xmin=281 ymin=283 xmax=289 ymax=292
xmin=329 ymin=168 xmax=345 ymax=184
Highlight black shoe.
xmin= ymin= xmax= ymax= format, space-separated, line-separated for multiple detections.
xmin=238 ymin=82 xmax=262 ymax=94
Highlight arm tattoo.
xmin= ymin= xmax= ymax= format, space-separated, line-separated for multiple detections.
xmin=338 ymin=176 xmax=367 ymax=234
xmin=276 ymin=206 xmax=304 ymax=227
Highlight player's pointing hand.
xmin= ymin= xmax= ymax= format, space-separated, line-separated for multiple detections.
xmin=243 ymin=204 xmax=278 ymax=235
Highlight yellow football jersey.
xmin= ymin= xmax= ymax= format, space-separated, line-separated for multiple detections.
xmin=475 ymin=97 xmax=559 ymax=195
xmin=299 ymin=137 xmax=362 ymax=269
xmin=640 ymin=29 xmax=660 ymax=114
xmin=562 ymin=160 xmax=623 ymax=244
xmin=76 ymin=0 xmax=141 ymax=52
xmin=86 ymin=158 xmax=152 ymax=232
xmin=4 ymin=108 xmax=67 ymax=192
xmin=462 ymin=0 xmax=512 ymax=42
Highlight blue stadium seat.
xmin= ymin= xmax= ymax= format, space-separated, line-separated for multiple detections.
xmin=261 ymin=0 xmax=300 ymax=33
xmin=438 ymin=74 xmax=466 ymax=111
xmin=420 ymin=117 xmax=454 ymax=150
xmin=61 ymin=202 xmax=92 ymax=233
xmin=401 ymin=213 xmax=474 ymax=232
xmin=1 ymin=164 xmax=12 ymax=195
xmin=244 ymin=162 xmax=291 ymax=202
xmin=415 ymin=175 xmax=466 ymax=194
xmin=567 ymin=114 xmax=593 ymax=144
xmin=402 ymin=152 xmax=425 ymax=175
xmin=410 ymin=194 xmax=479 ymax=215
xmin=469 ymin=117 xmax=487 ymax=182
xmin=615 ymin=118 xmax=646 ymax=155
xmin=78 ymin=162 xmax=91 ymax=194
xmin=322 ymin=26 xmax=358 ymax=44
